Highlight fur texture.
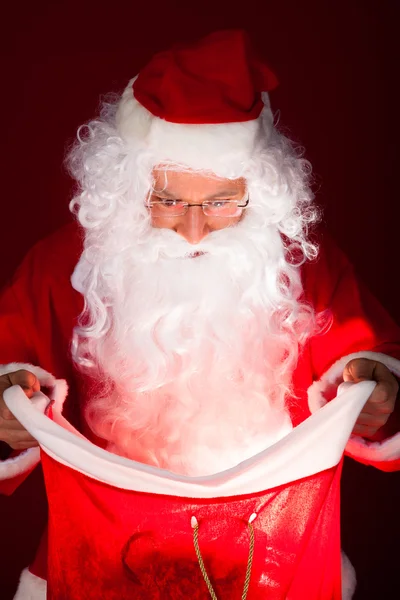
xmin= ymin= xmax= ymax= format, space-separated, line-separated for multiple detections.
xmin=341 ymin=551 xmax=357 ymax=600
xmin=115 ymin=78 xmax=274 ymax=178
xmin=13 ymin=568 xmax=46 ymax=600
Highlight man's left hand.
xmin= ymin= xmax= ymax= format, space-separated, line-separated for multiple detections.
xmin=343 ymin=358 xmax=398 ymax=438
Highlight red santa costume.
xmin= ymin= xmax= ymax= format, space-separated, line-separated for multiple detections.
xmin=1 ymin=30 xmax=400 ymax=599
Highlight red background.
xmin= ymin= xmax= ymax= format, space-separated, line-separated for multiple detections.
xmin=1 ymin=1 xmax=399 ymax=598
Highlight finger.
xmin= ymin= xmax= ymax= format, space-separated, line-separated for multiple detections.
xmin=369 ymin=366 xmax=398 ymax=401
xmin=0 ymin=417 xmax=31 ymax=430
xmin=352 ymin=423 xmax=380 ymax=438
xmin=1 ymin=429 xmax=37 ymax=445
xmin=8 ymin=440 xmax=39 ymax=450
xmin=355 ymin=411 xmax=389 ymax=428
xmin=0 ymin=399 xmax=17 ymax=421
xmin=363 ymin=382 xmax=396 ymax=414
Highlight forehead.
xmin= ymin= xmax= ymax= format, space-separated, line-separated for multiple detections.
xmin=152 ymin=168 xmax=246 ymax=195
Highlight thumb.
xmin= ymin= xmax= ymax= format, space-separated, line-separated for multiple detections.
xmin=0 ymin=370 xmax=40 ymax=421
xmin=343 ymin=358 xmax=376 ymax=383
xmin=8 ymin=370 xmax=41 ymax=398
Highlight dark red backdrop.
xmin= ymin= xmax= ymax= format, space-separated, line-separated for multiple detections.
xmin=1 ymin=1 xmax=399 ymax=598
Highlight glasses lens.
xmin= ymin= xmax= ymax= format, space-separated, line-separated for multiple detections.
xmin=203 ymin=201 xmax=241 ymax=217
xmin=150 ymin=200 xmax=187 ymax=217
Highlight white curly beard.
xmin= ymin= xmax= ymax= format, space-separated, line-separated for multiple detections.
xmin=72 ymin=210 xmax=313 ymax=476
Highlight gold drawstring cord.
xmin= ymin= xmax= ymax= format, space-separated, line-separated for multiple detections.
xmin=191 ymin=512 xmax=257 ymax=600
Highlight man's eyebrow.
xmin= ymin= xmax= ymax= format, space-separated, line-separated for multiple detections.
xmin=152 ymin=189 xmax=243 ymax=199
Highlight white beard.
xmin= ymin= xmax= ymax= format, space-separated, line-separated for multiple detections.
xmin=73 ymin=214 xmax=312 ymax=476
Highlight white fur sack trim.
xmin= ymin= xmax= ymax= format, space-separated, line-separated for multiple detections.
xmin=308 ymin=351 xmax=400 ymax=464
xmin=0 ymin=362 xmax=68 ymax=481
xmin=115 ymin=77 xmax=271 ymax=178
xmin=13 ymin=568 xmax=46 ymax=600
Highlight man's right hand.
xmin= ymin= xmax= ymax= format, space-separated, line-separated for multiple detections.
xmin=0 ymin=370 xmax=40 ymax=449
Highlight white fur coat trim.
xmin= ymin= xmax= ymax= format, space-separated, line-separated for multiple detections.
xmin=308 ymin=351 xmax=400 ymax=464
xmin=0 ymin=362 xmax=68 ymax=482
xmin=341 ymin=550 xmax=357 ymax=600
xmin=13 ymin=568 xmax=46 ymax=600
xmin=0 ymin=445 xmax=40 ymax=481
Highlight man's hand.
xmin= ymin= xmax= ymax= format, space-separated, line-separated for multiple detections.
xmin=0 ymin=370 xmax=40 ymax=449
xmin=343 ymin=358 xmax=399 ymax=439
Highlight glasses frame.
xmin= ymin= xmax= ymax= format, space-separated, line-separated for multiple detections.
xmin=146 ymin=192 xmax=250 ymax=218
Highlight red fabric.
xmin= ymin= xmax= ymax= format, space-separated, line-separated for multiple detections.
xmin=132 ymin=30 xmax=279 ymax=124
xmin=29 ymin=528 xmax=48 ymax=580
xmin=41 ymin=447 xmax=343 ymax=599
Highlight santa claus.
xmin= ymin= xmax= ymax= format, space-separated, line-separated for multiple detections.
xmin=0 ymin=30 xmax=399 ymax=599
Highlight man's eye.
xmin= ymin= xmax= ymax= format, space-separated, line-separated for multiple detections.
xmin=158 ymin=198 xmax=179 ymax=207
xmin=210 ymin=200 xmax=229 ymax=208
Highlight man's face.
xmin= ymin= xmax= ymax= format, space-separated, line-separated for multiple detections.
xmin=149 ymin=169 xmax=247 ymax=244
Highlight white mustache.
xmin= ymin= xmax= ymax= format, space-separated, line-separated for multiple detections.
xmin=142 ymin=228 xmax=235 ymax=260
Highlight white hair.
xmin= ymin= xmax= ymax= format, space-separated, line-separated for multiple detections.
xmin=66 ymin=93 xmax=326 ymax=475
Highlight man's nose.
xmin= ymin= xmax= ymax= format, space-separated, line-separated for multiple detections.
xmin=176 ymin=206 xmax=210 ymax=244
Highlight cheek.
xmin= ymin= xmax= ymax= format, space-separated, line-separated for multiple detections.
xmin=208 ymin=216 xmax=242 ymax=230
xmin=150 ymin=217 xmax=177 ymax=230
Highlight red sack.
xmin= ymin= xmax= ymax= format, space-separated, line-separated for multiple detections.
xmin=4 ymin=381 xmax=375 ymax=599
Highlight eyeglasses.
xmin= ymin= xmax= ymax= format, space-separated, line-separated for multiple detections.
xmin=146 ymin=193 xmax=250 ymax=218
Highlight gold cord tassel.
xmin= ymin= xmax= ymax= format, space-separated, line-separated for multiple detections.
xmin=191 ymin=513 xmax=256 ymax=600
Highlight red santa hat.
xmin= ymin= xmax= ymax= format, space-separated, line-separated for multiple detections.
xmin=115 ymin=30 xmax=278 ymax=176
